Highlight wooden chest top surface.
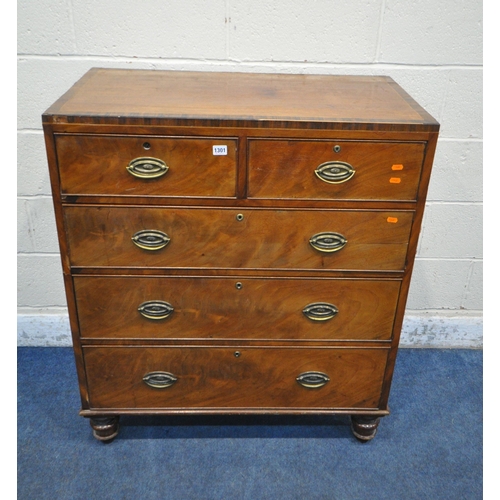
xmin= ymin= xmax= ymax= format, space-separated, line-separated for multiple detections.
xmin=42 ymin=68 xmax=438 ymax=130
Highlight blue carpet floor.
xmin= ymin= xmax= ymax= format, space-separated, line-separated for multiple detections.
xmin=18 ymin=347 xmax=482 ymax=499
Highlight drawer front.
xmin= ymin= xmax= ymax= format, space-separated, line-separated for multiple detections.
xmin=248 ymin=139 xmax=425 ymax=201
xmin=65 ymin=207 xmax=413 ymax=271
xmin=84 ymin=346 xmax=388 ymax=409
xmin=55 ymin=134 xmax=237 ymax=198
xmin=74 ymin=276 xmax=401 ymax=341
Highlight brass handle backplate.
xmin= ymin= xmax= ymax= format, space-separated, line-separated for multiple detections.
xmin=309 ymin=232 xmax=347 ymax=253
xmin=138 ymin=300 xmax=174 ymax=320
xmin=315 ymin=161 xmax=355 ymax=184
xmin=127 ymin=157 xmax=169 ymax=179
xmin=296 ymin=371 xmax=330 ymax=389
xmin=132 ymin=229 xmax=170 ymax=251
xmin=143 ymin=371 xmax=178 ymax=389
xmin=302 ymin=302 xmax=338 ymax=321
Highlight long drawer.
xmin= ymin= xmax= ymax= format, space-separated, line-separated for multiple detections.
xmin=83 ymin=346 xmax=389 ymax=409
xmin=248 ymin=139 xmax=425 ymax=201
xmin=74 ymin=276 xmax=401 ymax=341
xmin=64 ymin=207 xmax=413 ymax=271
xmin=55 ymin=134 xmax=238 ymax=198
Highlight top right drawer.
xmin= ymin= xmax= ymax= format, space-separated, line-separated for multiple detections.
xmin=247 ymin=139 xmax=425 ymax=201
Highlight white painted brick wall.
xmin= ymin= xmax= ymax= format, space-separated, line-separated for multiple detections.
xmin=17 ymin=0 xmax=483 ymax=347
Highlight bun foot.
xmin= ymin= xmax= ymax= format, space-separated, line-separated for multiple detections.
xmin=89 ymin=416 xmax=120 ymax=442
xmin=351 ymin=415 xmax=381 ymax=442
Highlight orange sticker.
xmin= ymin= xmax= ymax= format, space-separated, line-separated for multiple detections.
xmin=387 ymin=217 xmax=398 ymax=223
xmin=389 ymin=177 xmax=401 ymax=184
xmin=392 ymin=164 xmax=404 ymax=170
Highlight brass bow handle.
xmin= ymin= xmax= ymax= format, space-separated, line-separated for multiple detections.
xmin=309 ymin=232 xmax=347 ymax=253
xmin=302 ymin=302 xmax=338 ymax=321
xmin=138 ymin=300 xmax=174 ymax=320
xmin=127 ymin=157 xmax=169 ymax=179
xmin=296 ymin=371 xmax=330 ymax=389
xmin=143 ymin=371 xmax=177 ymax=389
xmin=315 ymin=161 xmax=355 ymax=184
xmin=131 ymin=229 xmax=170 ymax=251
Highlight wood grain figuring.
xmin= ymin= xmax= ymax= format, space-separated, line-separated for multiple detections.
xmin=74 ymin=276 xmax=401 ymax=341
xmin=83 ymin=346 xmax=388 ymax=409
xmin=55 ymin=134 xmax=238 ymax=198
xmin=248 ymin=139 xmax=425 ymax=201
xmin=43 ymin=69 xmax=439 ymax=440
xmin=64 ymin=206 xmax=413 ymax=270
xmin=43 ymin=69 xmax=439 ymax=130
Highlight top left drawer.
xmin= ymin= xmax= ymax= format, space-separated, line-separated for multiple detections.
xmin=54 ymin=134 xmax=238 ymax=198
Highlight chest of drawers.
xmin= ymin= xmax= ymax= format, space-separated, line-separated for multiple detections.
xmin=43 ymin=69 xmax=439 ymax=442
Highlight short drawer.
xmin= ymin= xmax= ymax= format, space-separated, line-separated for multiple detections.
xmin=83 ymin=346 xmax=388 ymax=409
xmin=64 ymin=206 xmax=413 ymax=271
xmin=248 ymin=139 xmax=425 ymax=201
xmin=54 ymin=134 xmax=237 ymax=198
xmin=74 ymin=276 xmax=401 ymax=341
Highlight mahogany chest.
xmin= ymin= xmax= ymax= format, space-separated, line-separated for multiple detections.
xmin=43 ymin=69 xmax=439 ymax=441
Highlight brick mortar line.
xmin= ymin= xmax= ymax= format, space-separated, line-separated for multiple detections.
xmin=17 ymin=54 xmax=484 ymax=69
xmin=17 ymin=252 xmax=483 ymax=262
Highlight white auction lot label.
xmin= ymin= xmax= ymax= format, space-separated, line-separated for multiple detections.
xmin=212 ymin=145 xmax=228 ymax=155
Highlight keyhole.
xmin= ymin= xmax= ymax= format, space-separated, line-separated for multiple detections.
xmin=333 ymin=145 xmax=341 ymax=153
xmin=143 ymin=142 xmax=151 ymax=150
xmin=235 ymin=282 xmax=243 ymax=290
xmin=234 ymin=351 xmax=241 ymax=358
